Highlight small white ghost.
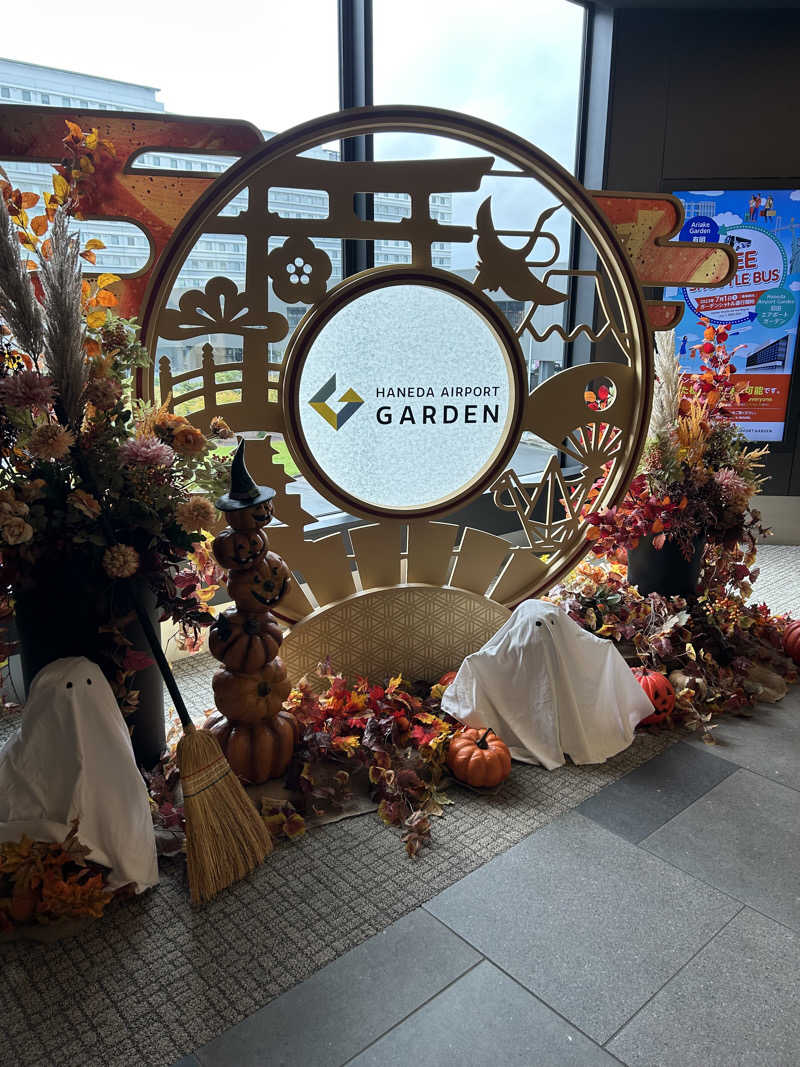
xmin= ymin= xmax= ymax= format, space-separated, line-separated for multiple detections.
xmin=0 ymin=657 xmax=158 ymax=892
xmin=442 ymin=600 xmax=653 ymax=769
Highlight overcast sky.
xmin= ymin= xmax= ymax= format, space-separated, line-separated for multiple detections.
xmin=6 ymin=0 xmax=582 ymax=154
xmin=6 ymin=0 xmax=585 ymax=265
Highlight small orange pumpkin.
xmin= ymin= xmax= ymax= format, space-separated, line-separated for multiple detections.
xmin=226 ymin=552 xmax=291 ymax=611
xmin=208 ymin=608 xmax=283 ymax=673
xmin=212 ymin=527 xmax=268 ymax=570
xmin=212 ymin=659 xmax=291 ymax=723
xmin=632 ymin=667 xmax=676 ymax=724
xmin=447 ymin=727 xmax=511 ymax=788
xmin=783 ymin=620 xmax=800 ymax=664
xmin=204 ymin=708 xmax=299 ymax=784
xmin=227 ymin=498 xmax=274 ymax=531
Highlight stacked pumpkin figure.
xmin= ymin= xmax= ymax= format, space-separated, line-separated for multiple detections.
xmin=203 ymin=441 xmax=299 ymax=785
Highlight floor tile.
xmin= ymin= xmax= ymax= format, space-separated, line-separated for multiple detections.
xmin=193 ymin=908 xmax=481 ymax=1067
xmin=425 ymin=812 xmax=738 ymax=1043
xmin=641 ymin=768 xmax=800 ymax=931
xmin=683 ymin=689 xmax=800 ymax=792
xmin=577 ymin=741 xmax=736 ymax=843
xmin=348 ymin=960 xmax=616 ymax=1066
xmin=607 ymin=908 xmax=800 ymax=1066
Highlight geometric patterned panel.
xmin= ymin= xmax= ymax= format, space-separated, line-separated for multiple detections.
xmin=280 ymin=584 xmax=510 ymax=685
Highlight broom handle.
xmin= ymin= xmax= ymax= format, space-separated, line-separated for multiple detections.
xmin=68 ymin=449 xmax=195 ymax=733
xmin=127 ymin=583 xmax=193 ymax=733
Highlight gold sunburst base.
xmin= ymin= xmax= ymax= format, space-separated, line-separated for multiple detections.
xmin=280 ymin=584 xmax=510 ymax=686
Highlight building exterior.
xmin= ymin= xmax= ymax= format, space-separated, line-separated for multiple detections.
xmin=0 ymin=57 xmax=453 ymax=374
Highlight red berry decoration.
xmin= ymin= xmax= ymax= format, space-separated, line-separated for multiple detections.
xmin=783 ymin=620 xmax=800 ymax=665
xmin=631 ymin=667 xmax=676 ymax=725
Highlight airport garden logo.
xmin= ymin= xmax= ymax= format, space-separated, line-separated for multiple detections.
xmin=308 ymin=374 xmax=364 ymax=430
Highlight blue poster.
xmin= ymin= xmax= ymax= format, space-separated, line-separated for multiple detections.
xmin=666 ymin=189 xmax=800 ymax=441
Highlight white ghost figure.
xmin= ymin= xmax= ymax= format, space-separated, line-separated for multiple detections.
xmin=0 ymin=657 xmax=158 ymax=892
xmin=442 ymin=600 xmax=653 ymax=769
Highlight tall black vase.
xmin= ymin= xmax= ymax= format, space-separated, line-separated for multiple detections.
xmin=627 ymin=535 xmax=706 ymax=598
xmin=13 ymin=579 xmax=166 ymax=769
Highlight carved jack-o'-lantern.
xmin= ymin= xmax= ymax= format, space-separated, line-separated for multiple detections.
xmin=212 ymin=527 xmax=269 ymax=570
xmin=227 ymin=497 xmax=275 ymax=531
xmin=208 ymin=439 xmax=298 ymax=784
xmin=631 ymin=667 xmax=676 ymax=724
xmin=226 ymin=552 xmax=291 ymax=612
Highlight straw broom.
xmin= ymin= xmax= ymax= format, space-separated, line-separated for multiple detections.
xmin=131 ymin=596 xmax=273 ymax=905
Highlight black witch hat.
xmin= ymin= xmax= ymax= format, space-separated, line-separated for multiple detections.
xmin=215 ymin=438 xmax=276 ymax=512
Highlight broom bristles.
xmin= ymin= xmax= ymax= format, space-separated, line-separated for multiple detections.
xmin=177 ymin=724 xmax=273 ymax=906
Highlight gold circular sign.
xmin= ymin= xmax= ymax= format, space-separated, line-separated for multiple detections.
xmin=140 ymin=106 xmax=652 ymax=607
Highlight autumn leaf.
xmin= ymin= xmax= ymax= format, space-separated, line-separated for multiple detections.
xmin=85 ymin=240 xmax=107 ymax=253
xmin=86 ymin=309 xmax=108 ymax=329
xmin=80 ymin=250 xmax=97 ymax=265
xmin=96 ymin=289 xmax=117 ymax=307
xmin=20 ymin=192 xmax=39 ymax=209
xmin=52 ymin=173 xmax=69 ymax=201
xmin=40 ymin=238 xmax=53 ymax=260
xmin=30 ymin=215 xmax=48 ymax=237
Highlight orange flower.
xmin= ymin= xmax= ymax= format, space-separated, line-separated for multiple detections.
xmin=172 ymin=424 xmax=207 ymax=456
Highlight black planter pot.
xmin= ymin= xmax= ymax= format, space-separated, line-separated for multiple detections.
xmin=627 ymin=535 xmax=706 ymax=598
xmin=13 ymin=579 xmax=166 ymax=769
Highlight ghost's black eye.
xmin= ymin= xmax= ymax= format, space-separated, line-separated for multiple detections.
xmin=87 ymin=678 xmax=92 ymax=685
xmin=535 ymin=620 xmax=542 ymax=627
xmin=66 ymin=682 xmax=73 ymax=689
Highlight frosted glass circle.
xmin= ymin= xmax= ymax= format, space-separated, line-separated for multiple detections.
xmin=294 ymin=282 xmax=519 ymax=514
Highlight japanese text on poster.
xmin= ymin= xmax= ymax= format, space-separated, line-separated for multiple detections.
xmin=666 ymin=189 xmax=800 ymax=441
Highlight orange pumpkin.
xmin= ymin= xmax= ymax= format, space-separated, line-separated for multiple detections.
xmin=447 ymin=727 xmax=511 ymax=788
xmin=208 ymin=608 xmax=283 ymax=673
xmin=632 ymin=667 xmax=676 ymax=724
xmin=212 ymin=659 xmax=291 ymax=723
xmin=212 ymin=527 xmax=268 ymax=570
xmin=226 ymin=552 xmax=291 ymax=611
xmin=227 ymin=498 xmax=274 ymax=531
xmin=204 ymin=708 xmax=299 ymax=784
xmin=783 ymin=620 xmax=800 ymax=664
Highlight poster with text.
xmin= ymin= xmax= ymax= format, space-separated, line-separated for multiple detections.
xmin=666 ymin=189 xmax=800 ymax=441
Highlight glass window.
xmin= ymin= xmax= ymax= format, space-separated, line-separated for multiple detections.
xmin=21 ymin=90 xmax=31 ymax=101
xmin=374 ymin=0 xmax=585 ymax=479
xmin=0 ymin=87 xmax=9 ymax=98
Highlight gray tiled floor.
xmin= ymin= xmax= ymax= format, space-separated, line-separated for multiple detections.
xmin=183 ymin=687 xmax=800 ymax=1067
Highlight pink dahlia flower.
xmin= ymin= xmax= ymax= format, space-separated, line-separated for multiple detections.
xmin=119 ymin=435 xmax=175 ymax=467
xmin=0 ymin=371 xmax=54 ymax=409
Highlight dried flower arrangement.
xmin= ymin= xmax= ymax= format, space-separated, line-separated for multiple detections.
xmin=547 ymin=560 xmax=797 ymax=739
xmin=0 ymin=122 xmax=229 ymax=714
xmin=585 ymin=324 xmax=768 ymax=599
